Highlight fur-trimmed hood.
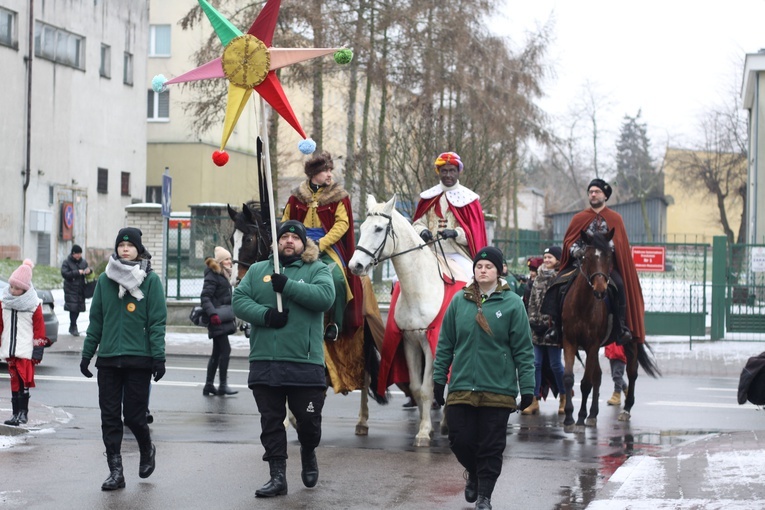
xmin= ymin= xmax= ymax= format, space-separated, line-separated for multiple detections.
xmin=297 ymin=238 xmax=320 ymax=263
xmin=291 ymin=180 xmax=349 ymax=206
xmin=204 ymin=257 xmax=225 ymax=275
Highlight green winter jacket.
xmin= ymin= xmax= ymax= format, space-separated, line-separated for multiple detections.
xmin=233 ymin=240 xmax=334 ymax=366
xmin=82 ymin=271 xmax=167 ymax=361
xmin=434 ymin=280 xmax=535 ymax=400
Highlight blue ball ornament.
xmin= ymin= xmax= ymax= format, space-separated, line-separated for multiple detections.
xmin=152 ymin=75 xmax=168 ymax=93
xmin=298 ymin=139 xmax=317 ymax=154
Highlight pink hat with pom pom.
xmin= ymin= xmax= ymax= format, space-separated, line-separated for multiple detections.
xmin=9 ymin=259 xmax=34 ymax=291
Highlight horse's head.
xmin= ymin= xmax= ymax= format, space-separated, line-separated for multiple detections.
xmin=579 ymin=228 xmax=615 ymax=300
xmin=228 ymin=202 xmax=270 ymax=284
xmin=349 ymin=195 xmax=397 ymax=276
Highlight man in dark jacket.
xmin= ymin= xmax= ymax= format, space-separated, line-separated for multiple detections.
xmin=61 ymin=244 xmax=92 ymax=336
xmin=233 ymin=220 xmax=335 ymax=498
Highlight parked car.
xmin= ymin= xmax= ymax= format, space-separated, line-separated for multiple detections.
xmin=0 ymin=277 xmax=58 ymax=344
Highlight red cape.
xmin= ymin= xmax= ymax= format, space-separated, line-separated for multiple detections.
xmin=561 ymin=207 xmax=645 ymax=342
xmin=285 ymin=194 xmax=363 ymax=333
xmin=412 ymin=194 xmax=487 ymax=257
xmin=376 ymin=279 xmax=465 ymax=398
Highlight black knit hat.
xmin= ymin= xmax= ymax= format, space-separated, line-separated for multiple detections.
xmin=544 ymin=246 xmax=563 ymax=261
xmin=473 ymin=246 xmax=504 ymax=274
xmin=71 ymin=244 xmax=82 ymax=254
xmin=277 ymin=220 xmax=307 ymax=246
xmin=588 ymin=178 xmax=612 ymax=201
xmin=115 ymin=227 xmax=145 ymax=255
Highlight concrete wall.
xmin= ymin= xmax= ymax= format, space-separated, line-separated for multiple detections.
xmin=125 ymin=203 xmax=164 ymax=278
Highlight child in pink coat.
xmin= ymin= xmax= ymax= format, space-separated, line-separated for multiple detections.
xmin=0 ymin=259 xmax=50 ymax=425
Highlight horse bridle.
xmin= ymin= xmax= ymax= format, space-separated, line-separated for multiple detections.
xmin=578 ymin=249 xmax=611 ymax=291
xmin=232 ymin=221 xmax=270 ymax=269
xmin=355 ymin=212 xmax=457 ymax=285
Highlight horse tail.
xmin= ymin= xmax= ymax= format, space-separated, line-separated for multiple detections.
xmin=364 ymin=319 xmax=389 ymax=405
xmin=636 ymin=341 xmax=661 ymax=378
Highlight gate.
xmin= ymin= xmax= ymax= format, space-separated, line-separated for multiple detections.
xmin=726 ymin=242 xmax=765 ymax=333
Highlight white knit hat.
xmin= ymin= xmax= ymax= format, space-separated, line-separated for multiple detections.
xmin=214 ymin=246 xmax=232 ymax=263
xmin=9 ymin=259 xmax=34 ymax=291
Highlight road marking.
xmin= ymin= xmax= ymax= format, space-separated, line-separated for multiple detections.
xmin=648 ymin=401 xmax=750 ymax=409
xmin=697 ymin=387 xmax=736 ymax=392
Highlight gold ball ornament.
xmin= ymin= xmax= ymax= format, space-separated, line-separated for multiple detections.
xmin=222 ymin=34 xmax=271 ymax=88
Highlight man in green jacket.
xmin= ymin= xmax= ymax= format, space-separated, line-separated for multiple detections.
xmin=233 ymin=220 xmax=335 ymax=498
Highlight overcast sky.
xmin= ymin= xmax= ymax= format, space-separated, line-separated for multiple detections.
xmin=492 ymin=0 xmax=765 ymax=163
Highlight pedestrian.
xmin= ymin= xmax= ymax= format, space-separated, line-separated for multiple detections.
xmin=201 ymin=246 xmax=238 ymax=396
xmin=79 ymin=227 xmax=167 ymax=491
xmin=523 ymin=246 xmax=566 ymax=416
xmin=413 ymin=151 xmax=488 ymax=277
xmin=605 ymin=343 xmax=628 ymax=406
xmin=232 ymin=220 xmax=335 ymax=498
xmin=61 ymin=244 xmax=92 ymax=336
xmin=1 ymin=259 xmax=50 ymax=426
xmin=281 ymin=151 xmax=363 ymax=342
xmin=433 ymin=246 xmax=535 ymax=510
xmin=521 ymin=256 xmax=544 ymax=308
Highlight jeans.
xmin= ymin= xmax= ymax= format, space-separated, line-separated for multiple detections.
xmin=533 ymin=345 xmax=565 ymax=397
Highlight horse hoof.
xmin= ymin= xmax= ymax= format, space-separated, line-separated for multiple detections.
xmin=413 ymin=436 xmax=431 ymax=447
xmin=564 ymin=424 xmax=576 ymax=433
xmin=618 ymin=411 xmax=631 ymax=422
xmin=355 ymin=424 xmax=369 ymax=436
xmin=575 ymin=425 xmax=586 ymax=433
xmin=585 ymin=418 xmax=597 ymax=427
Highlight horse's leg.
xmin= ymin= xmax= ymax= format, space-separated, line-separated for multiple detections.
xmin=562 ymin=340 xmax=577 ymax=433
xmin=577 ymin=353 xmax=593 ymax=429
xmin=620 ymin=342 xmax=638 ymax=422
xmin=403 ymin=335 xmax=432 ymax=447
xmin=356 ymin=370 xmax=370 ymax=436
xmin=586 ymin=346 xmax=602 ymax=427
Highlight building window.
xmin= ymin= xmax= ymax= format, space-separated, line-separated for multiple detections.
xmin=123 ymin=51 xmax=133 ymax=85
xmin=121 ymin=172 xmax=130 ymax=196
xmin=149 ymin=24 xmax=171 ymax=57
xmin=146 ymin=186 xmax=161 ymax=204
xmin=97 ymin=168 xmax=108 ymax=194
xmin=100 ymin=44 xmax=111 ymax=78
xmin=0 ymin=7 xmax=17 ymax=49
xmin=147 ymin=89 xmax=170 ymax=121
xmin=34 ymin=21 xmax=85 ymax=69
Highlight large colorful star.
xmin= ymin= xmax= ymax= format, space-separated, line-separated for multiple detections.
xmin=152 ymin=0 xmax=352 ymax=166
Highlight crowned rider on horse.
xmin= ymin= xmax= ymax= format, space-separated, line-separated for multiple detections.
xmin=413 ymin=152 xmax=488 ymax=276
xmin=282 ymin=151 xmax=363 ymax=343
xmin=543 ymin=178 xmax=645 ymax=346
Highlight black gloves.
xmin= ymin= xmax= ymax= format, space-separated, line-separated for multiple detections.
xmin=271 ymin=272 xmax=288 ymax=293
xmin=152 ymin=359 xmax=166 ymax=382
xmin=519 ymin=394 xmax=534 ymax=412
xmin=80 ymin=358 xmax=93 ymax=378
xmin=439 ymin=229 xmax=458 ymax=239
xmin=433 ymin=382 xmax=446 ymax=406
xmin=265 ymin=308 xmax=290 ymax=328
xmin=419 ymin=229 xmax=433 ymax=243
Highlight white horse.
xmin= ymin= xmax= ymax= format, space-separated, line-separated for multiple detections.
xmin=350 ymin=195 xmax=463 ymax=447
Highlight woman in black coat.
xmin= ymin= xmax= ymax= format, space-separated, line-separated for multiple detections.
xmin=201 ymin=247 xmax=238 ymax=396
xmin=61 ymin=244 xmax=91 ymax=336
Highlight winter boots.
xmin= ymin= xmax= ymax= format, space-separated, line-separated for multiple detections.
xmin=4 ymin=391 xmax=29 ymax=426
xmin=69 ymin=324 xmax=80 ymax=336
xmin=607 ymin=391 xmax=621 ymax=406
xmin=476 ymin=478 xmax=495 ymax=509
xmin=138 ymin=442 xmax=156 ymax=479
xmin=216 ymin=357 xmax=238 ymax=395
xmin=521 ymin=397 xmax=539 ymax=415
xmin=202 ymin=382 xmax=218 ymax=396
xmin=102 ymin=454 xmax=126 ymax=491
xmin=558 ymin=394 xmax=566 ymax=415
xmin=217 ymin=379 xmax=238 ymax=396
xmin=615 ymin=303 xmax=633 ymax=345
xmin=300 ymin=447 xmax=319 ymax=488
xmin=256 ymin=459 xmax=288 ymax=497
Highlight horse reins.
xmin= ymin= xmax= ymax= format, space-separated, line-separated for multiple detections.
xmin=355 ymin=212 xmax=457 ymax=286
xmin=578 ymin=251 xmax=611 ymax=291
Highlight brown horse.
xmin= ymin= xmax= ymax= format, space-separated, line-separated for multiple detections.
xmin=560 ymin=229 xmax=660 ymax=433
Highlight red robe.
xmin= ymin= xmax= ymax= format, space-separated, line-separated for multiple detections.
xmin=561 ymin=207 xmax=646 ymax=342
xmin=284 ymin=194 xmax=363 ymax=333
xmin=412 ymin=194 xmax=487 ymax=257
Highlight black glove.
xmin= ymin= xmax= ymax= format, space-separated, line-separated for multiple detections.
xmin=433 ymin=382 xmax=446 ymax=406
xmin=419 ymin=229 xmax=433 ymax=243
xmin=152 ymin=359 xmax=166 ymax=382
xmin=519 ymin=394 xmax=534 ymax=412
xmin=271 ymin=272 xmax=288 ymax=293
xmin=265 ymin=308 xmax=290 ymax=329
xmin=439 ymin=229 xmax=458 ymax=240
xmin=80 ymin=358 xmax=93 ymax=378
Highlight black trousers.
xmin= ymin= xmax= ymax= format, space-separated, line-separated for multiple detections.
xmin=252 ymin=385 xmax=325 ymax=461
xmin=207 ymin=334 xmax=232 ymax=381
xmin=69 ymin=311 xmax=79 ymax=327
xmin=98 ymin=366 xmax=152 ymax=455
xmin=446 ymin=404 xmax=512 ymax=486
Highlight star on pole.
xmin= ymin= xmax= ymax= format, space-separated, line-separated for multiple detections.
xmin=151 ymin=0 xmax=353 ymax=166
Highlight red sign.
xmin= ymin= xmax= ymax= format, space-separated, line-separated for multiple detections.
xmin=168 ymin=218 xmax=191 ymax=229
xmin=632 ymin=246 xmax=665 ymax=272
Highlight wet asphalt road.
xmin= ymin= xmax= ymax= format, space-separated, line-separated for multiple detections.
xmin=0 ymin=348 xmax=763 ymax=510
